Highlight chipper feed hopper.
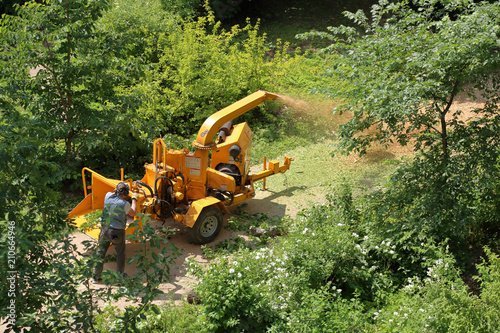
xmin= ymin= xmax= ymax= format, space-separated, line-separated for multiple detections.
xmin=68 ymin=90 xmax=292 ymax=244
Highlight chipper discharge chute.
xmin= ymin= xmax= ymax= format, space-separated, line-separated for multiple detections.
xmin=68 ymin=90 xmax=293 ymax=244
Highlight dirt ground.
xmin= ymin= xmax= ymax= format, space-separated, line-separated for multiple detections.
xmin=70 ymin=186 xmax=298 ymax=308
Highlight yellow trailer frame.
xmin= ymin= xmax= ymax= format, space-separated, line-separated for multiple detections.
xmin=68 ymin=91 xmax=292 ymax=242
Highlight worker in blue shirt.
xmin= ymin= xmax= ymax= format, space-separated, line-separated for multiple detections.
xmin=93 ymin=182 xmax=138 ymax=282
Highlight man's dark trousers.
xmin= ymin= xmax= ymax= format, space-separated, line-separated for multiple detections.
xmin=93 ymin=227 xmax=126 ymax=280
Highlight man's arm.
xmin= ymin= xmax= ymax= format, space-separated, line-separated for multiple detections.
xmin=128 ymin=194 xmax=139 ymax=217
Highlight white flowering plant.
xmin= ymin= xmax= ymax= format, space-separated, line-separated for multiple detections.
xmin=372 ymin=247 xmax=500 ymax=332
xmin=190 ymin=191 xmax=387 ymax=331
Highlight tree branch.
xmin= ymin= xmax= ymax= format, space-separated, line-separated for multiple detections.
xmin=44 ymin=42 xmax=68 ymax=113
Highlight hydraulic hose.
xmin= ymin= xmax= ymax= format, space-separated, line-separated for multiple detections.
xmin=154 ymin=176 xmax=173 ymax=198
xmin=136 ymin=181 xmax=154 ymax=198
xmin=223 ymin=191 xmax=234 ymax=207
xmin=154 ymin=199 xmax=175 ymax=219
xmin=154 ymin=176 xmax=175 ymax=218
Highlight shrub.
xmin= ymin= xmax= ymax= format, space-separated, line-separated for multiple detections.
xmin=190 ymin=191 xmax=387 ymax=331
xmin=373 ymin=247 xmax=500 ymax=332
xmin=135 ymin=11 xmax=298 ymax=137
xmin=362 ymin=146 xmax=500 ymax=274
xmin=134 ymin=301 xmax=207 ymax=333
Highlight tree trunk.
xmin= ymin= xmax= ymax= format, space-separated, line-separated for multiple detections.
xmin=440 ymin=110 xmax=449 ymax=161
xmin=65 ymin=130 xmax=75 ymax=158
xmin=440 ymin=80 xmax=460 ymax=162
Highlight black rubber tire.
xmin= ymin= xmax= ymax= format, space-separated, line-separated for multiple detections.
xmin=191 ymin=206 xmax=223 ymax=244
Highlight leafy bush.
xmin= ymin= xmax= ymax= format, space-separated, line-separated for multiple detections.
xmin=373 ymin=247 xmax=500 ymax=332
xmin=134 ymin=301 xmax=206 ymax=333
xmin=1 ymin=0 xmax=159 ymax=185
xmin=362 ymin=145 xmax=500 ymax=275
xmin=135 ymin=11 xmax=298 ymax=137
xmin=185 ymin=181 xmax=500 ymax=332
xmin=189 ymin=191 xmax=393 ymax=331
xmin=475 ymin=247 xmax=500 ymax=326
xmin=297 ymin=0 xmax=500 ymax=160
xmin=99 ymin=0 xmax=179 ymax=63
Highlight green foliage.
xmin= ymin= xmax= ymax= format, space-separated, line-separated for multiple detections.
xmin=273 ymin=51 xmax=348 ymax=98
xmin=372 ymin=247 xmax=500 ymax=332
xmin=136 ymin=11 xmax=296 ymax=137
xmin=125 ymin=215 xmax=180 ymax=293
xmin=0 ymin=107 xmax=66 ymax=208
xmin=225 ymin=205 xmax=281 ymax=232
xmin=79 ymin=209 xmax=103 ymax=232
xmin=134 ymin=301 xmax=207 ymax=332
xmin=99 ymin=0 xmax=178 ymax=63
xmin=4 ymin=0 xmax=500 ymax=331
xmin=475 ymin=247 xmax=500 ymax=325
xmin=0 ymin=0 xmax=154 ymax=183
xmin=202 ymin=235 xmax=253 ymax=259
xmin=192 ymin=248 xmax=282 ymax=331
xmin=298 ymin=0 xmax=500 ymax=159
xmin=190 ymin=192 xmax=395 ymax=331
xmin=362 ymin=144 xmax=500 ymax=273
xmin=1 ymin=97 xmax=68 ymax=330
xmin=268 ymin=288 xmax=367 ymax=333
xmin=295 ymin=0 xmax=500 ymax=295
xmin=160 ymin=0 xmax=200 ymax=18
xmin=187 ymin=181 xmax=500 ymax=332
xmin=1 ymin=192 xmax=179 ymax=332
xmin=1 ymin=0 xmax=112 ymax=156
xmin=199 ymin=207 xmax=286 ymax=258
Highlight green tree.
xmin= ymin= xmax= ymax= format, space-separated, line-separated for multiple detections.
xmin=296 ymin=0 xmax=500 ymax=273
xmin=0 ymin=0 xmax=137 ymax=166
xmin=298 ymin=0 xmax=500 ymax=161
xmin=0 ymin=102 xmax=178 ymax=330
xmin=99 ymin=0 xmax=178 ymax=64
xmin=136 ymin=11 xmax=278 ymax=137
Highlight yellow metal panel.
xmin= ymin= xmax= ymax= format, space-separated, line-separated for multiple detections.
xmin=165 ymin=148 xmax=187 ymax=172
xmin=68 ymin=168 xmax=127 ymax=240
xmin=269 ymin=160 xmax=280 ymax=173
xmin=90 ymin=173 xmax=120 ymax=210
xmin=68 ymin=193 xmax=93 ymax=218
xmin=229 ymin=191 xmax=256 ymax=206
xmin=249 ymin=169 xmax=274 ymax=183
xmin=67 ymin=207 xmax=101 ymax=239
xmin=194 ymin=90 xmax=277 ymax=148
xmin=67 ymin=194 xmax=102 ymax=239
xmin=211 ymin=123 xmax=252 ymax=176
xmin=248 ymin=157 xmax=293 ymax=183
xmin=183 ymin=197 xmax=229 ymax=228
xmin=206 ymin=168 xmax=236 ymax=192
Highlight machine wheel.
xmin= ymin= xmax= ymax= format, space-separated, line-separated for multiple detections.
xmin=191 ymin=206 xmax=223 ymax=244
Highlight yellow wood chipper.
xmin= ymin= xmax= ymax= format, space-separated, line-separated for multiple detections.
xmin=68 ymin=90 xmax=292 ymax=244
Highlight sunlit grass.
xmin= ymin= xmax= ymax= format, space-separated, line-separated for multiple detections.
xmin=251 ymin=93 xmax=415 ymax=214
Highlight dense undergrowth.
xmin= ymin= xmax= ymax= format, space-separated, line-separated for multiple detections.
xmin=106 ymin=180 xmax=500 ymax=332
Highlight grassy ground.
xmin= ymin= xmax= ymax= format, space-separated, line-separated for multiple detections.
xmin=250 ymin=93 xmax=414 ymax=216
xmin=224 ymin=0 xmax=380 ymax=48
